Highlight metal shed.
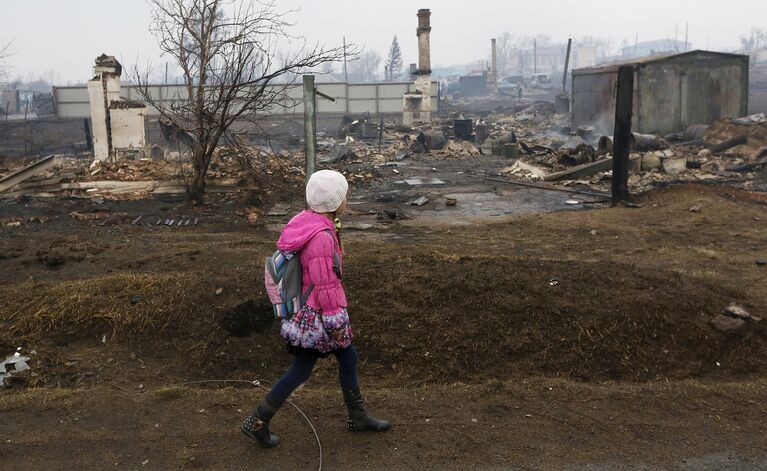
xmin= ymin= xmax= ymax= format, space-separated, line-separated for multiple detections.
xmin=572 ymin=50 xmax=749 ymax=136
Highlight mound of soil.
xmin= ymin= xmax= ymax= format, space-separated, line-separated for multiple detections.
xmin=347 ymin=253 xmax=765 ymax=383
xmin=4 ymin=253 xmax=762 ymax=387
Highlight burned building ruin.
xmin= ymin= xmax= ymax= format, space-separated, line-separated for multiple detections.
xmin=572 ymin=50 xmax=750 ymax=135
xmin=87 ymin=54 xmax=147 ymax=162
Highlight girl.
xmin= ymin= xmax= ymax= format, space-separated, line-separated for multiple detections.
xmin=242 ymin=169 xmax=390 ymax=447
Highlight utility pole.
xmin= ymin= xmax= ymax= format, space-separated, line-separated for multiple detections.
xmin=634 ymin=34 xmax=639 ymax=57
xmin=533 ymin=39 xmax=538 ymax=74
xmin=303 ymin=75 xmax=317 ymax=184
xmin=343 ymin=36 xmax=349 ymax=82
xmin=490 ymin=38 xmax=498 ymax=94
xmin=684 ymin=23 xmax=689 ymax=51
xmin=611 ymin=66 xmax=634 ymax=206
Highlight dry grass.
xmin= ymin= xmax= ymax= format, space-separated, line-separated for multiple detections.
xmin=0 ymin=272 xmax=200 ymax=343
xmin=0 ymin=387 xmax=79 ymax=411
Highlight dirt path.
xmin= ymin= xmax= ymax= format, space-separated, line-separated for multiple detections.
xmin=3 ymin=379 xmax=767 ymax=470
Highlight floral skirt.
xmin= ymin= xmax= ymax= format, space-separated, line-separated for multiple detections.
xmin=280 ymin=306 xmax=353 ymax=354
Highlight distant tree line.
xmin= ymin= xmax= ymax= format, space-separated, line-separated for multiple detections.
xmin=741 ymin=28 xmax=767 ymax=65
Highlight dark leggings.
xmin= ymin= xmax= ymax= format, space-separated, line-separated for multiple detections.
xmin=269 ymin=345 xmax=359 ymax=402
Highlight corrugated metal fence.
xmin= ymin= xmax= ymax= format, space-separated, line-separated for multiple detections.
xmin=52 ymin=81 xmax=440 ymax=119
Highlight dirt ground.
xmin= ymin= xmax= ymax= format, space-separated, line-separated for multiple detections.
xmin=1 ymin=183 xmax=767 ymax=470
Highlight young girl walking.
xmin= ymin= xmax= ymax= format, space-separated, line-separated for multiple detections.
xmin=242 ymin=170 xmax=390 ymax=447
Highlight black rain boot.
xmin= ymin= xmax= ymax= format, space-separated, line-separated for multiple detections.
xmin=342 ymin=387 xmax=391 ymax=432
xmin=241 ymin=395 xmax=284 ymax=447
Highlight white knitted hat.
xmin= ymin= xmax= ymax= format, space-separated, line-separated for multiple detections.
xmin=306 ymin=170 xmax=348 ymax=213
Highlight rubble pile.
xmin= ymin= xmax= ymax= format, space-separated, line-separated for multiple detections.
xmin=500 ymin=114 xmax=767 ymax=193
xmin=0 ymin=147 xmax=309 ymax=201
xmin=86 ymin=160 xmax=181 ymax=181
xmin=2 ymin=100 xmax=765 ymax=206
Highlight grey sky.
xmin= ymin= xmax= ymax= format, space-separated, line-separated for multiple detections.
xmin=3 ymin=0 xmax=764 ymax=84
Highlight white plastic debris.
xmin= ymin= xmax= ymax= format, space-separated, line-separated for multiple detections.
xmin=0 ymin=354 xmax=31 ymax=387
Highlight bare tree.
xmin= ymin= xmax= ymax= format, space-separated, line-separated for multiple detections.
xmin=0 ymin=40 xmax=13 ymax=82
xmin=318 ymin=61 xmax=335 ymax=77
xmin=134 ymin=0 xmax=347 ymax=204
xmin=495 ymin=32 xmax=518 ymax=76
xmin=348 ymin=50 xmax=381 ymax=82
xmin=741 ymin=28 xmax=767 ymax=65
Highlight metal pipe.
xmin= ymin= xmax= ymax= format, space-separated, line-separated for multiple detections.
xmin=314 ymin=88 xmax=335 ymax=102
xmin=562 ymin=38 xmax=572 ymax=93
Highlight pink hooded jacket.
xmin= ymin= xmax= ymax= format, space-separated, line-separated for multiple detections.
xmin=277 ymin=211 xmax=351 ymax=351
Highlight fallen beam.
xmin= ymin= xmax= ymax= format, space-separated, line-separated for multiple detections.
xmin=708 ymin=135 xmax=747 ymax=154
xmin=61 ymin=181 xmax=159 ymax=194
xmin=487 ymin=177 xmax=611 ymax=199
xmin=16 ymin=173 xmax=76 ymax=189
xmin=153 ymin=181 xmax=244 ymax=194
xmin=62 ymin=180 xmax=245 ymax=195
xmin=0 ymin=156 xmax=58 ymax=193
xmin=543 ymin=157 xmax=614 ymax=182
xmin=512 ymin=160 xmax=549 ymax=179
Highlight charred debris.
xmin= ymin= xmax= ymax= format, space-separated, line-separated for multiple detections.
xmin=2 ymin=10 xmax=767 ymax=222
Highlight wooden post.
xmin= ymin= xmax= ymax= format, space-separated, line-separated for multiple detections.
xmin=611 ymin=66 xmax=634 ymax=206
xmin=303 ymin=75 xmax=317 ymax=184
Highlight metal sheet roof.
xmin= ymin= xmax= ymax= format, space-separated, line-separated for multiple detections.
xmin=572 ymin=50 xmax=749 ymax=76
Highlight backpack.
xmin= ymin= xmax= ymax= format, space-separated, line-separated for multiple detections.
xmin=264 ymin=229 xmax=341 ymax=320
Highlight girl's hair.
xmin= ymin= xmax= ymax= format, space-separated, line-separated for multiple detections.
xmin=332 ymin=212 xmax=344 ymax=253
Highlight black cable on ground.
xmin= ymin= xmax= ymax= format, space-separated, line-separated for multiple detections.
xmin=172 ymin=379 xmax=323 ymax=471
